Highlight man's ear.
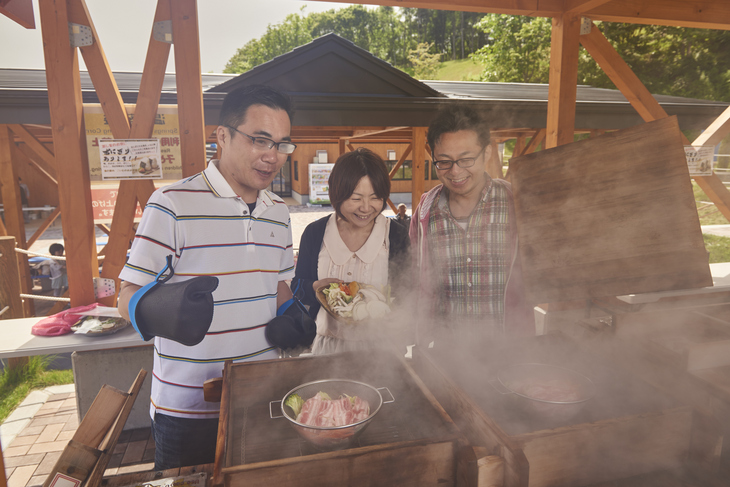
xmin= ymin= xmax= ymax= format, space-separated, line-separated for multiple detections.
xmin=216 ymin=125 xmax=228 ymax=150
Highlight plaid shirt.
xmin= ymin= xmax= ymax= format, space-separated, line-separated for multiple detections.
xmin=427 ymin=180 xmax=513 ymax=335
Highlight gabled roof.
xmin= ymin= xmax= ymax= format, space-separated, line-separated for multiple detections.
xmin=207 ymin=33 xmax=442 ymax=99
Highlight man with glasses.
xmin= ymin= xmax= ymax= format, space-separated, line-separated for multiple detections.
xmin=118 ymin=85 xmax=297 ymax=469
xmin=409 ymin=105 xmax=533 ymax=346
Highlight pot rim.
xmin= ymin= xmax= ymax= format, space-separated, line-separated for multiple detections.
xmin=280 ymin=378 xmax=384 ymax=430
xmin=497 ymin=363 xmax=596 ymax=405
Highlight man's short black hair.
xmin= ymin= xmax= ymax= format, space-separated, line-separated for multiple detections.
xmin=218 ymin=85 xmax=294 ymax=130
xmin=427 ymin=105 xmax=491 ymax=153
xmin=49 ymin=243 xmax=64 ymax=255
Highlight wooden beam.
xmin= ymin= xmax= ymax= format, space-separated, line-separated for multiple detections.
xmin=411 ymin=127 xmax=427 ymax=207
xmin=565 ymin=0 xmax=613 ymax=14
xmin=523 ymin=128 xmax=546 ymax=155
xmin=692 ymin=106 xmax=730 ymax=148
xmin=487 ymin=140 xmax=504 ymax=179
xmin=512 ymin=135 xmax=526 ymax=161
xmin=26 ymin=206 xmax=61 ymax=248
xmin=13 ymin=142 xmax=58 ymax=186
xmin=546 ymin=12 xmax=581 ymax=148
xmin=8 ymin=124 xmax=56 ymax=171
xmin=0 ymin=0 xmax=35 ymax=28
xmin=388 ymin=145 xmax=412 ymax=179
xmin=581 ymin=21 xmax=730 ymax=220
xmin=0 ymin=125 xmax=33 ymax=317
xmin=99 ymin=0 xmax=171 ymax=305
xmin=39 ymin=0 xmax=99 ymax=306
xmin=346 ymin=126 xmax=409 ymax=139
xmin=68 ymin=0 xmax=130 ymax=138
xmin=579 ymin=23 xmax=668 ymax=121
xmin=0 ymin=237 xmax=24 ymax=320
xmin=171 ymin=0 xmax=206 ymax=177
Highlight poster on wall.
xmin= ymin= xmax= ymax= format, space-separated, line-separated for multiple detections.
xmin=684 ymin=145 xmax=714 ymax=176
xmin=85 ymin=104 xmax=182 ymax=181
xmin=309 ymin=163 xmax=333 ymax=204
xmin=99 ymin=139 xmax=162 ymax=180
xmin=90 ymin=186 xmax=144 ymax=223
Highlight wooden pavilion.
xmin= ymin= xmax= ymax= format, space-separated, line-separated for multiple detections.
xmin=1 ymin=0 xmax=730 ymax=316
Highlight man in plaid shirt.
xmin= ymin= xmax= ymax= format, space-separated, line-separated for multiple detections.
xmin=409 ymin=106 xmax=534 ymax=344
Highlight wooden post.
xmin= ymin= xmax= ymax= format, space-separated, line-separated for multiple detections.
xmin=38 ymin=0 xmax=99 ymax=306
xmin=0 ymin=236 xmax=24 ymax=320
xmin=487 ymin=139 xmax=503 ymax=179
xmin=172 ymin=0 xmax=206 ymax=177
xmin=411 ymin=127 xmax=427 ymax=207
xmin=0 ymin=125 xmax=33 ymax=316
xmin=546 ymin=13 xmax=581 ymax=149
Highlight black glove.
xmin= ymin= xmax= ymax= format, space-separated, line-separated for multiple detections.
xmin=265 ymin=297 xmax=316 ymax=350
xmin=129 ymin=255 xmax=219 ymax=346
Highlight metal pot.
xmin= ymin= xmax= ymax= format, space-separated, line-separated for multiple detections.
xmin=270 ymin=379 xmax=394 ymax=450
xmin=492 ymin=363 xmax=596 ymax=421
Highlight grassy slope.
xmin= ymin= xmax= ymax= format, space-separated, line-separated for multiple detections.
xmin=435 ymin=58 xmax=485 ymax=81
xmin=0 ymin=357 xmax=73 ymax=423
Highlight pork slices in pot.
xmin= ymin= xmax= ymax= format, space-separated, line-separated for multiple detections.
xmin=296 ymin=392 xmax=370 ymax=427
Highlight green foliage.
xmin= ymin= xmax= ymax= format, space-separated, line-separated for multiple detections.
xmin=408 ymin=42 xmax=442 ymax=80
xmin=224 ymin=5 xmax=487 ymax=75
xmin=471 ymin=15 xmax=730 ymax=102
xmin=704 ymin=234 xmax=730 ymax=264
xmin=0 ymin=356 xmax=73 ymax=423
xmin=471 ymin=14 xmax=553 ymax=83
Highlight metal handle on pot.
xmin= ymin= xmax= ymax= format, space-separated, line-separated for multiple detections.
xmin=269 ymin=400 xmax=284 ymax=419
xmin=488 ymin=379 xmax=513 ymax=395
xmin=377 ymin=387 xmax=395 ymax=404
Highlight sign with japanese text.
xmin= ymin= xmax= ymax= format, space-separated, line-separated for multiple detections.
xmin=85 ymin=104 xmax=182 ymax=181
xmin=684 ymin=145 xmax=714 ymax=176
xmin=99 ymin=139 xmax=162 ymax=180
xmin=91 ymin=187 xmax=144 ymax=223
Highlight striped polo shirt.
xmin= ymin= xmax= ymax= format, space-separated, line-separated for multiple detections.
xmin=119 ymin=160 xmax=295 ymax=419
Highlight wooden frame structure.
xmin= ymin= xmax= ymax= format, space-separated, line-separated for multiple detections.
xmin=1 ymin=0 xmax=730 ymax=314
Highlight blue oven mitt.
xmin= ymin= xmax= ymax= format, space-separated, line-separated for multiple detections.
xmin=128 ymin=255 xmax=219 ymax=346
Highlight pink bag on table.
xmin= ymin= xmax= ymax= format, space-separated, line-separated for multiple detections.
xmin=31 ymin=303 xmax=100 ymax=337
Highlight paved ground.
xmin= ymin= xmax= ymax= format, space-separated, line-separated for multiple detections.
xmin=2 ymin=385 xmax=154 ymax=487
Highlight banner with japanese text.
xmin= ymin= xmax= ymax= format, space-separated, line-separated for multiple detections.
xmin=91 ymin=186 xmax=144 ymax=223
xmin=84 ymin=104 xmax=182 ymax=181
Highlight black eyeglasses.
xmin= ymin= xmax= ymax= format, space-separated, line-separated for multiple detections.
xmin=433 ymin=147 xmax=486 ymax=170
xmin=226 ymin=126 xmax=297 ymax=155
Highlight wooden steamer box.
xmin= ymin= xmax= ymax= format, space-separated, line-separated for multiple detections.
xmin=212 ymin=349 xmax=466 ymax=487
xmin=413 ymin=334 xmax=720 ymax=487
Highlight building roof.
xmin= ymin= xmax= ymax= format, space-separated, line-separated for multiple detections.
xmin=1 ymin=33 xmax=727 ymax=130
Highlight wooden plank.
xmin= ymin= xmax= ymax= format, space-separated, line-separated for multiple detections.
xmin=41 ymin=440 xmax=101 ymax=487
xmin=565 ymin=0 xmax=613 ymax=14
xmin=515 ymin=407 xmax=694 ymax=487
xmin=586 ymin=0 xmax=730 ymax=30
xmin=171 ymin=0 xmax=206 ymax=177
xmin=0 ymin=237 xmax=24 ymax=320
xmin=72 ymin=384 xmax=128 ymax=448
xmin=522 ymin=129 xmax=545 ymax=155
xmin=0 ymin=0 xmax=35 ymax=28
xmin=545 ymin=13 xmax=581 ymax=149
xmin=511 ymin=117 xmax=713 ymax=304
xmin=85 ymin=370 xmax=148 ymax=487
xmin=388 ymin=144 xmax=412 ymax=179
xmin=580 ymin=21 xmax=730 ymax=221
xmin=38 ymin=0 xmax=99 ymax=306
xmin=487 ymin=140 xmax=503 ymax=179
xmin=411 ymin=127 xmax=427 ymax=207
xmin=68 ymin=0 xmax=131 ymax=138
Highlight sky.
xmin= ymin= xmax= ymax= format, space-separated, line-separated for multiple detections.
xmin=0 ymin=0 xmax=355 ymax=73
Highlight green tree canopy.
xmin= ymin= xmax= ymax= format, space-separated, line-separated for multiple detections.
xmin=472 ymin=14 xmax=730 ymax=102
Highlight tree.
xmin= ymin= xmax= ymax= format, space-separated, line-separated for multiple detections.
xmin=471 ymin=14 xmax=730 ymax=102
xmin=408 ymin=42 xmax=442 ymax=79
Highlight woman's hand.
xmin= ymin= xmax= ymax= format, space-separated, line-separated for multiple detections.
xmin=313 ymin=277 xmax=343 ymax=293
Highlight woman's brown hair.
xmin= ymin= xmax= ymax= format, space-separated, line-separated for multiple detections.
xmin=328 ymin=148 xmax=391 ymax=220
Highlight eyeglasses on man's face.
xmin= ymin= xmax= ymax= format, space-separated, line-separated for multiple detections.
xmin=432 ymin=147 xmax=486 ymax=170
xmin=227 ymin=126 xmax=297 ymax=155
